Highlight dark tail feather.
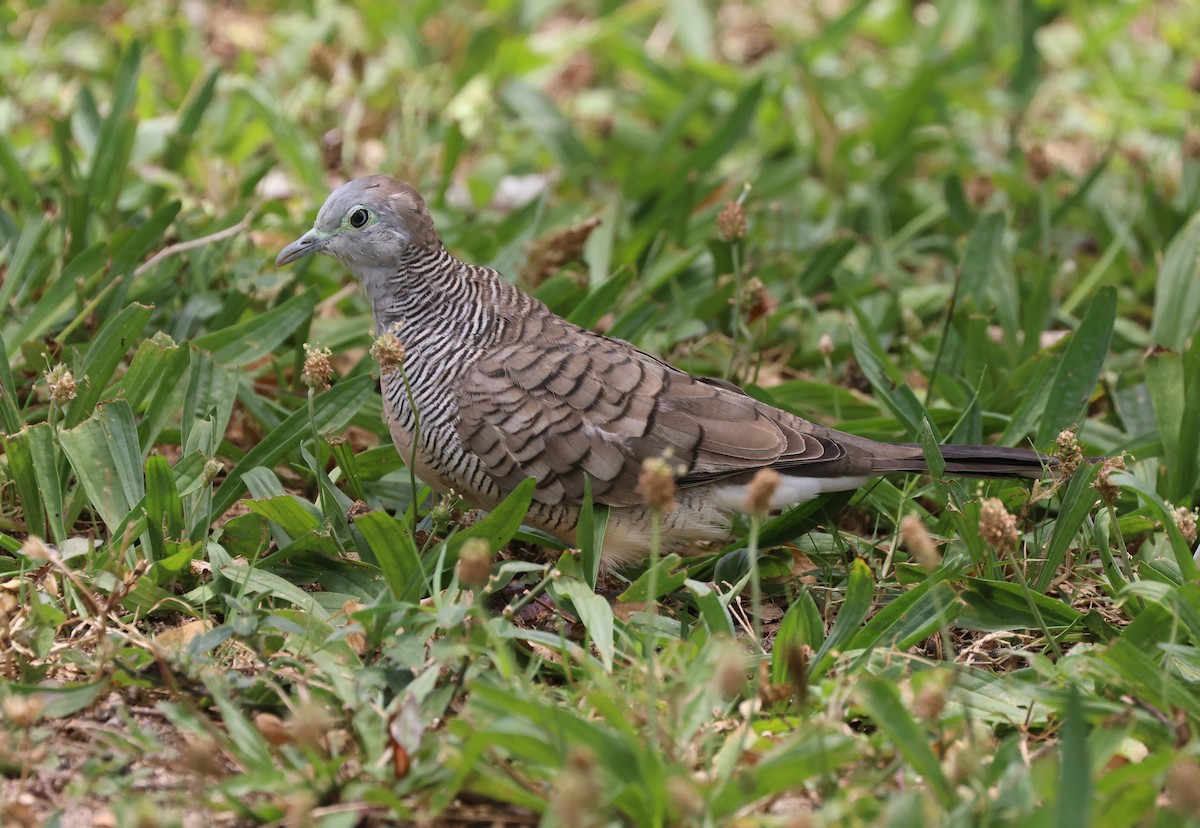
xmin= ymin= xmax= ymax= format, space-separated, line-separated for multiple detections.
xmin=883 ymin=443 xmax=1053 ymax=480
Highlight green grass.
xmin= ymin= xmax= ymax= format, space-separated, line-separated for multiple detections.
xmin=2 ymin=1 xmax=1200 ymax=824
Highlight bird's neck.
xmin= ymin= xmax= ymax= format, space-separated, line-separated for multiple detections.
xmin=366 ymin=243 xmax=520 ymax=346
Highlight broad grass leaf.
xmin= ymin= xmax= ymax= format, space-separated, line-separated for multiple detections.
xmin=109 ymin=199 xmax=181 ymax=281
xmin=1110 ymin=470 xmax=1199 ymax=582
xmin=353 ymin=510 xmax=423 ymax=601
xmin=218 ymin=564 xmax=330 ymax=620
xmin=5 ymin=680 xmax=109 ymax=719
xmin=711 ymin=729 xmax=858 ymax=818
xmin=181 ymin=345 xmax=237 ymax=453
xmin=576 ymin=476 xmax=608 ymax=591
xmin=1 ymin=428 xmax=47 ymax=540
xmin=684 ymin=579 xmax=735 ymax=637
xmin=1036 ymin=286 xmax=1116 ymax=445
xmin=1150 ymin=210 xmax=1200 ymax=351
xmin=554 ymin=578 xmax=615 ymax=672
xmin=191 ymin=292 xmax=317 ymax=367
xmin=501 ymin=80 xmax=592 ymax=172
xmin=845 ymin=576 xmax=961 ymax=668
xmin=87 ymin=42 xmax=140 ymax=212
xmin=568 ymin=268 xmax=634 ymax=331
xmin=0 ymin=334 xmax=21 ymax=433
xmin=958 ymin=578 xmax=1083 ymax=631
xmin=10 ymin=242 xmax=106 ymax=346
xmin=1032 ymin=462 xmax=1100 ymax=592
xmin=446 ymin=476 xmax=538 ymax=558
xmin=772 ymin=590 xmax=824 ymax=685
xmin=619 ymin=554 xmax=687 ymax=602
xmin=0 ymin=213 xmax=50 ymax=309
xmin=857 ymin=677 xmax=954 ymax=807
xmin=65 ymin=303 xmax=154 ymax=428
xmin=210 ymin=373 xmax=372 ymax=519
xmin=810 ymin=557 xmax=874 ymax=679
xmin=59 ymin=400 xmax=145 ymax=536
xmin=851 ymin=334 xmax=927 ymax=437
xmin=164 ymin=67 xmax=219 ymax=172
xmin=1147 ymin=341 xmax=1200 ymax=503
xmin=143 ymin=451 xmax=181 ymax=561
xmin=0 ymin=134 xmax=37 ymax=210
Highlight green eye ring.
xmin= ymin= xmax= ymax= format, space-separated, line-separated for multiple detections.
xmin=347 ymin=206 xmax=371 ymax=229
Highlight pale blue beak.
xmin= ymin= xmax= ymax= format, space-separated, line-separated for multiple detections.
xmin=275 ymin=229 xmax=327 ymax=268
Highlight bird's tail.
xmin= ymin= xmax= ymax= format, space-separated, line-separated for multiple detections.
xmin=876 ymin=443 xmax=1053 ymax=480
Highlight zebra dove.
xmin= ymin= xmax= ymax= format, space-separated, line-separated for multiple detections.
xmin=276 ymin=176 xmax=1051 ymax=566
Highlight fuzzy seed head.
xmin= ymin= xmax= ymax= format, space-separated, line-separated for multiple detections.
xmin=716 ymin=200 xmax=746 ymax=242
xmin=288 ymin=700 xmax=334 ymax=751
xmin=178 ymin=736 xmax=223 ymax=778
xmin=1093 ymin=455 xmax=1127 ymax=502
xmin=254 ymin=712 xmax=289 ymax=746
xmin=202 ymin=458 xmax=224 ymax=485
xmin=713 ymin=641 xmax=748 ymax=700
xmin=2 ymin=694 xmax=43 ymax=728
xmin=549 ymin=747 xmax=602 ymax=827
xmin=20 ymin=537 xmax=53 ymax=562
xmin=978 ymin=498 xmax=1019 ymax=551
xmin=456 ymin=538 xmax=493 ymax=588
xmin=1186 ymin=128 xmax=1200 ymax=161
xmin=1025 ymin=144 xmax=1053 ymax=182
xmin=1167 ymin=759 xmax=1200 ymax=816
xmin=638 ymin=455 xmax=680 ymax=513
xmin=914 ymin=684 xmax=946 ymax=721
xmin=301 ymin=344 xmax=333 ymax=390
xmin=1167 ymin=502 xmax=1198 ymax=544
xmin=45 ymin=363 xmax=76 ymax=405
xmin=965 ymin=174 xmax=995 ymax=208
xmin=901 ymin=514 xmax=940 ymax=571
xmin=0 ymin=590 xmax=17 ymax=620
xmin=817 ymin=333 xmax=835 ymax=359
xmin=342 ymin=599 xmax=367 ymax=654
xmin=666 ymin=776 xmax=704 ymax=820
xmin=1055 ymin=427 xmax=1083 ymax=478
xmin=901 ymin=306 xmax=924 ymax=340
xmin=370 ymin=326 xmax=407 ymax=374
xmin=743 ymin=468 xmax=781 ymax=516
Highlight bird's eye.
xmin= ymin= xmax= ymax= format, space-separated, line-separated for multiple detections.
xmin=349 ymin=207 xmax=370 ymax=228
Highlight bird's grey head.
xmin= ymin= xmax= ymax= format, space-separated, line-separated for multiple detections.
xmin=275 ymin=176 xmax=439 ymax=277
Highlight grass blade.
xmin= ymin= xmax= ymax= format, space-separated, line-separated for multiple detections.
xmin=210 ymin=374 xmax=372 ymax=520
xmin=1036 ymin=286 xmax=1116 ymax=445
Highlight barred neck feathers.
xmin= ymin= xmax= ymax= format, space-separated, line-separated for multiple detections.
xmin=369 ymin=245 xmax=530 ymax=350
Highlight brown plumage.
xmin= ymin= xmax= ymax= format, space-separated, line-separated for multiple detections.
xmin=277 ymin=176 xmax=1052 ymax=565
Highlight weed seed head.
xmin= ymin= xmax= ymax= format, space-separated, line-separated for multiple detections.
xmin=1055 ymin=427 xmax=1082 ymax=478
xmin=1093 ymin=455 xmax=1127 ymax=503
xmin=254 ymin=712 xmax=289 ymax=746
xmin=370 ymin=325 xmax=407 ymax=374
xmin=743 ymin=468 xmax=780 ymax=516
xmin=713 ymin=640 xmax=748 ymax=700
xmin=1167 ymin=759 xmax=1200 ymax=816
xmin=901 ymin=514 xmax=940 ymax=572
xmin=2 ymin=694 xmax=43 ymax=728
xmin=638 ymin=454 xmax=682 ymax=513
xmin=978 ymin=498 xmax=1019 ymax=551
xmin=456 ymin=538 xmax=493 ymax=588
xmin=45 ymin=363 xmax=76 ymax=405
xmin=717 ymin=200 xmax=746 ymax=242
xmin=301 ymin=343 xmax=333 ymax=390
xmin=1167 ymin=502 xmax=1198 ymax=544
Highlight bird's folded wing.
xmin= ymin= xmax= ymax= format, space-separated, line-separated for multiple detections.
xmin=457 ymin=320 xmax=841 ymax=507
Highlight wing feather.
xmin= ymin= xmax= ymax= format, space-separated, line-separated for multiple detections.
xmin=457 ymin=312 xmax=844 ymax=507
